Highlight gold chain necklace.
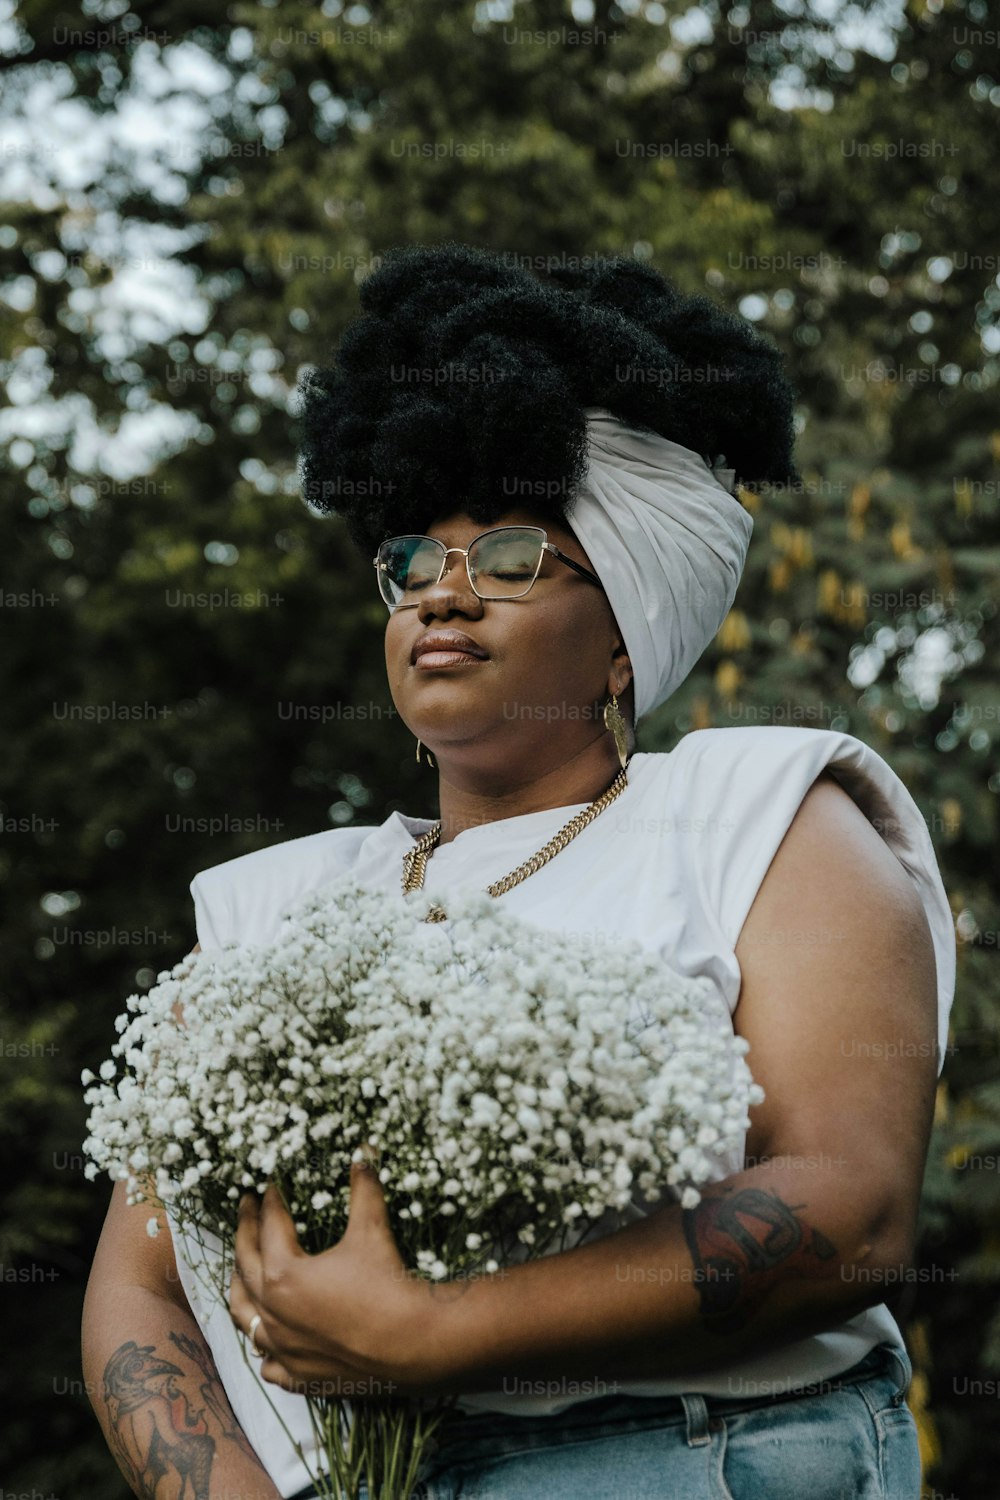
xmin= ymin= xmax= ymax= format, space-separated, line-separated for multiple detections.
xmin=401 ymin=761 xmax=630 ymax=922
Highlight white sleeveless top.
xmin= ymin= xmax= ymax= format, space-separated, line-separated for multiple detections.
xmin=167 ymin=727 xmax=955 ymax=1498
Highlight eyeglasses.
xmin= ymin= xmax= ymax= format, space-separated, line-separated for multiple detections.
xmin=372 ymin=525 xmax=603 ymax=611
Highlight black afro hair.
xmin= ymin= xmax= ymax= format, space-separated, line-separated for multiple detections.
xmin=295 ymin=242 xmax=799 ymax=558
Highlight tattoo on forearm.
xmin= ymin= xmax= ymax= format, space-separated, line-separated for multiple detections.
xmin=168 ymin=1329 xmax=260 ymax=1466
xmin=102 ymin=1340 xmax=216 ymax=1498
xmin=101 ymin=1332 xmax=267 ymax=1498
xmin=681 ymin=1186 xmax=837 ymax=1335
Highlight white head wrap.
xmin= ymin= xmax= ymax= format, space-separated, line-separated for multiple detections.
xmin=564 ymin=406 xmax=754 ymax=723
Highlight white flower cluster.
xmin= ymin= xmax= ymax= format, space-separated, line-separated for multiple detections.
xmin=82 ymin=875 xmax=763 ymax=1286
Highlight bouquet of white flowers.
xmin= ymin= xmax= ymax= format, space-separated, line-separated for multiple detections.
xmin=83 ymin=874 xmax=763 ymax=1500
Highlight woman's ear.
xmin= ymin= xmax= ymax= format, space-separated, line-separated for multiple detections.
xmin=610 ymin=648 xmax=633 ymax=702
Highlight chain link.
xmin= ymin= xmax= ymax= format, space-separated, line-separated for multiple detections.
xmin=401 ymin=763 xmax=629 ymax=920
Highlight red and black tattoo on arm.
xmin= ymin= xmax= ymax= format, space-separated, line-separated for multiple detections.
xmin=169 ymin=1329 xmax=261 ymax=1467
xmin=102 ymin=1339 xmax=216 ymax=1498
xmin=681 ymin=1185 xmax=838 ymax=1335
xmin=100 ymin=1329 xmax=266 ymax=1498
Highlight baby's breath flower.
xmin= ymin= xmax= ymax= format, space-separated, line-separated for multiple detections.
xmin=81 ymin=873 xmax=762 ymax=1315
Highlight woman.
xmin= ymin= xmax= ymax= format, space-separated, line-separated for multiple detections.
xmin=83 ymin=245 xmax=953 ymax=1500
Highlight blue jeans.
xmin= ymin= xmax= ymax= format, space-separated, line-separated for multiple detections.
xmin=287 ymin=1341 xmax=920 ymax=1499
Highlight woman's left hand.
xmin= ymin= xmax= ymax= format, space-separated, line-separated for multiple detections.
xmin=228 ymin=1156 xmax=443 ymax=1400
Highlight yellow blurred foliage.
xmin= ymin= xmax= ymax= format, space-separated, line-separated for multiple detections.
xmin=839 ymin=582 xmax=866 ymax=628
xmin=715 ymin=660 xmax=742 ymax=699
xmin=787 ymin=527 xmax=813 ymax=567
xmin=933 ymin=1081 xmax=949 ymax=1125
xmin=954 ymin=1094 xmax=981 ymax=1123
xmin=939 ymin=798 xmax=962 ymax=838
xmin=716 ymin=609 xmax=751 ymax=653
xmin=690 ymin=695 xmax=713 ymax=730
xmin=911 ymin=1370 xmax=941 ymax=1483
xmin=953 ymin=478 xmax=972 ymax=518
xmin=790 ymin=625 xmax=818 ymax=657
xmin=817 ymin=569 xmax=867 ymax=627
xmin=847 ymin=482 xmax=871 ymax=541
xmin=890 ymin=519 xmax=922 ymax=560
xmin=817 ymin=569 xmax=840 ymax=613
xmin=770 ymin=522 xmax=814 ymax=570
xmin=936 ymin=547 xmax=956 ymax=600
xmin=904 ymin=1319 xmax=942 ymax=1489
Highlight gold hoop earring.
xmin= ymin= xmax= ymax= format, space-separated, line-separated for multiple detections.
xmin=603 ymin=693 xmax=629 ymax=771
xmin=415 ymin=738 xmax=436 ymax=769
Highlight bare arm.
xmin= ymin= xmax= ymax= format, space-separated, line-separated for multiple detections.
xmin=402 ymin=772 xmax=939 ymax=1393
xmin=82 ymin=945 xmax=283 ymax=1500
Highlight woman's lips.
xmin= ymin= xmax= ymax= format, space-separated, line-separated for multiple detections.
xmin=413 ymin=651 xmax=488 ymax=669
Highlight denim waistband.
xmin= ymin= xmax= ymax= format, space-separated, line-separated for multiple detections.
xmin=436 ymin=1339 xmax=907 ymax=1431
xmin=283 ymin=1341 xmax=910 ymax=1499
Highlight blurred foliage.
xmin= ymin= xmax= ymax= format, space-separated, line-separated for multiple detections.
xmin=1 ymin=0 xmax=998 ymax=1495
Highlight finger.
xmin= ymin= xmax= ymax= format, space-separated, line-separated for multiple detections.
xmin=228 ymin=1261 xmax=259 ymax=1335
xmin=258 ymin=1182 xmax=304 ymax=1270
xmin=344 ymin=1151 xmax=392 ymax=1239
xmin=260 ymin=1358 xmax=342 ymax=1398
xmin=237 ymin=1188 xmax=262 ymax=1246
xmin=259 ymin=1357 xmax=385 ymax=1402
xmin=258 ymin=1355 xmax=298 ymax=1391
xmin=234 ymin=1190 xmax=263 ymax=1298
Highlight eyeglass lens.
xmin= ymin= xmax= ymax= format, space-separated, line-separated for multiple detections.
xmin=377 ymin=528 xmax=545 ymax=607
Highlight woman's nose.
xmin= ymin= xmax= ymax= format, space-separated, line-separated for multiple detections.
xmin=419 ymin=550 xmax=482 ymax=613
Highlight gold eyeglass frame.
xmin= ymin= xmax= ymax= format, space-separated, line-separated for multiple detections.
xmin=372 ymin=525 xmax=603 ymax=610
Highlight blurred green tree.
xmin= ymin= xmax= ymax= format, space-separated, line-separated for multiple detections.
xmin=1 ymin=1 xmax=996 ymax=1494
